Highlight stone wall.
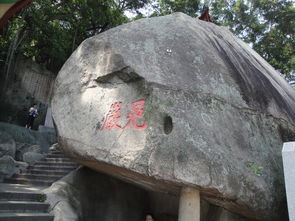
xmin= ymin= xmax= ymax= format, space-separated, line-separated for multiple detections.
xmin=19 ymin=59 xmax=55 ymax=104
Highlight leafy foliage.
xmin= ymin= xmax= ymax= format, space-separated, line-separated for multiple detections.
xmin=247 ymin=162 xmax=264 ymax=176
xmin=0 ymin=0 xmax=144 ymax=73
xmin=154 ymin=0 xmax=295 ymax=75
xmin=156 ymin=0 xmax=201 ymax=16
xmin=38 ymin=194 xmax=47 ymax=202
xmin=0 ymin=0 xmax=294 ymax=75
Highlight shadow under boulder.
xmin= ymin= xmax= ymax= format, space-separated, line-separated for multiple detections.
xmin=45 ymin=167 xmax=150 ymax=221
xmin=44 ymin=166 xmax=255 ymax=221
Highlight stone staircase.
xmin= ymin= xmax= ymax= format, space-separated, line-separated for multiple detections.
xmin=0 ymin=149 xmax=78 ymax=221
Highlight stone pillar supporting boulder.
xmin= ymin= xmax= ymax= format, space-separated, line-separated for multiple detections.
xmin=282 ymin=142 xmax=295 ymax=221
xmin=178 ymin=187 xmax=200 ymax=221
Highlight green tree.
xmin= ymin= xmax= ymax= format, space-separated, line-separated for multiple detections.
xmin=152 ymin=0 xmax=295 ymax=75
xmin=0 ymin=0 xmax=149 ymax=74
xmin=1 ymin=0 xmax=293 ymax=76
xmin=251 ymin=0 xmax=295 ymax=74
xmin=211 ymin=0 xmax=294 ymax=75
xmin=156 ymin=0 xmax=201 ymax=16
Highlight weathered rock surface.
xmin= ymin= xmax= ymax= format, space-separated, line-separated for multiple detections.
xmin=44 ymin=165 xmax=252 ymax=221
xmin=52 ymin=13 xmax=295 ymax=220
xmin=23 ymin=151 xmax=44 ymax=165
xmin=0 ymin=131 xmax=16 ymax=158
xmin=15 ymin=143 xmax=42 ymax=161
xmin=44 ymin=167 xmax=149 ymax=221
xmin=15 ymin=142 xmax=32 ymax=161
xmin=44 ymin=172 xmax=81 ymax=221
xmin=0 ymin=155 xmax=28 ymax=181
xmin=0 ymin=122 xmax=54 ymax=151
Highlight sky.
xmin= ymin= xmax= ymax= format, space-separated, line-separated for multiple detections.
xmin=124 ymin=0 xmax=210 ymax=19
xmin=124 ymin=2 xmax=156 ymax=18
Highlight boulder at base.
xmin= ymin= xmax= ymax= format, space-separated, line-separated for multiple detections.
xmin=52 ymin=13 xmax=295 ymax=220
xmin=22 ymin=152 xmax=44 ymax=165
xmin=0 ymin=155 xmax=27 ymax=181
xmin=0 ymin=131 xmax=16 ymax=158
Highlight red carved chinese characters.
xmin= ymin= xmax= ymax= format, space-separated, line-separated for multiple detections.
xmin=101 ymin=102 xmax=123 ymax=130
xmin=123 ymin=99 xmax=147 ymax=130
xmin=101 ymin=99 xmax=147 ymax=130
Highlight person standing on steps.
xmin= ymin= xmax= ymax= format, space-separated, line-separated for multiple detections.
xmin=25 ymin=103 xmax=38 ymax=129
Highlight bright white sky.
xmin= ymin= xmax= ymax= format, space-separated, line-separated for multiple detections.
xmin=124 ymin=2 xmax=156 ymax=18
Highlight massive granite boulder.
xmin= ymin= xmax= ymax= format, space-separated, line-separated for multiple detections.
xmin=52 ymin=13 xmax=295 ymax=220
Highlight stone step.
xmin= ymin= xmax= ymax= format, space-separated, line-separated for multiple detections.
xmin=3 ymin=178 xmax=53 ymax=186
xmin=0 ymin=148 xmax=77 ymax=221
xmin=34 ymin=162 xmax=77 ymax=167
xmin=25 ymin=169 xmax=71 ymax=176
xmin=45 ymin=154 xmax=66 ymax=158
xmin=48 ymin=150 xmax=62 ymax=154
xmin=0 ymin=184 xmax=44 ymax=192
xmin=12 ymin=174 xmax=61 ymax=181
xmin=29 ymin=165 xmax=76 ymax=170
xmin=0 ymin=213 xmax=53 ymax=221
xmin=41 ymin=158 xmax=72 ymax=163
xmin=0 ymin=192 xmax=45 ymax=202
xmin=0 ymin=201 xmax=49 ymax=213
